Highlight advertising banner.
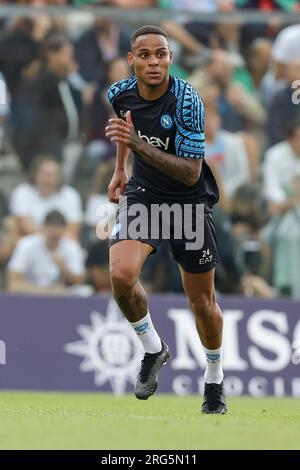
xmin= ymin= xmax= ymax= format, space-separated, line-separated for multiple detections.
xmin=0 ymin=294 xmax=300 ymax=396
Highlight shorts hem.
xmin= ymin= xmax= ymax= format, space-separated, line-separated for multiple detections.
xmin=109 ymin=238 xmax=157 ymax=254
xmin=175 ymin=260 xmax=218 ymax=274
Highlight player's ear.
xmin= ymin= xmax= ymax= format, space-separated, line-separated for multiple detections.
xmin=169 ymin=49 xmax=173 ymax=65
xmin=127 ymin=52 xmax=134 ymax=67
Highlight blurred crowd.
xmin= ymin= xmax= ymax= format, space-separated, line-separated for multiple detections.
xmin=0 ymin=1 xmax=300 ymax=10
xmin=0 ymin=2 xmax=300 ymax=298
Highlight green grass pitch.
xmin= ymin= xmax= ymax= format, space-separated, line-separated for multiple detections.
xmin=0 ymin=392 xmax=300 ymax=450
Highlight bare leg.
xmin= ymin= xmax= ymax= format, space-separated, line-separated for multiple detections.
xmin=110 ymin=240 xmax=169 ymax=400
xmin=179 ymin=267 xmax=223 ymax=349
xmin=110 ymin=240 xmax=154 ymax=322
xmin=180 ymin=266 xmax=226 ymax=412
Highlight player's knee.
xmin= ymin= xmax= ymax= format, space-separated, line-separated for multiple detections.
xmin=110 ymin=266 xmax=137 ymax=296
xmin=189 ymin=295 xmax=216 ymax=322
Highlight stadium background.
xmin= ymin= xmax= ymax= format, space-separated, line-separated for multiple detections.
xmin=0 ymin=0 xmax=300 ymax=450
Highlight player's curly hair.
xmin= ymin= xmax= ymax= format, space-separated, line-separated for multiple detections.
xmin=131 ymin=25 xmax=168 ymax=49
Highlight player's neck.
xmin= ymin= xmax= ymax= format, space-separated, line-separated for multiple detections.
xmin=138 ymin=77 xmax=170 ymax=101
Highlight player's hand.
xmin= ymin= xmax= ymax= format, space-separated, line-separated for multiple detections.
xmin=108 ymin=170 xmax=128 ymax=203
xmin=105 ymin=111 xmax=140 ymax=150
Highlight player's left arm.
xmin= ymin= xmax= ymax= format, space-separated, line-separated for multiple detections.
xmin=105 ymin=112 xmax=202 ymax=187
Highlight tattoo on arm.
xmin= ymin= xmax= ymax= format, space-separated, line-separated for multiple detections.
xmin=134 ymin=139 xmax=201 ymax=187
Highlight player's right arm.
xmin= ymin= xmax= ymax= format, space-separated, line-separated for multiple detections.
xmin=107 ymin=78 xmax=137 ymax=203
xmin=108 ymin=142 xmax=130 ymax=203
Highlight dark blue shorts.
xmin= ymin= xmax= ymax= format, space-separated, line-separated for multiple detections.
xmin=109 ymin=180 xmax=219 ymax=274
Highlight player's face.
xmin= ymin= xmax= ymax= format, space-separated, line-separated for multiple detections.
xmin=128 ymin=34 xmax=173 ymax=88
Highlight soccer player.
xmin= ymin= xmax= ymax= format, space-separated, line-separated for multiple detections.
xmin=105 ymin=25 xmax=227 ymax=414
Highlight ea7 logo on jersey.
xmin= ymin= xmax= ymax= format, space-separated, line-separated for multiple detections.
xmin=199 ymin=249 xmax=213 ymax=265
xmin=137 ymin=130 xmax=170 ymax=150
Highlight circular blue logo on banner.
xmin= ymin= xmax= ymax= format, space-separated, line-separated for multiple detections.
xmin=160 ymin=114 xmax=173 ymax=129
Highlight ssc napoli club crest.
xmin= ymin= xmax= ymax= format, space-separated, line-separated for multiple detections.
xmin=160 ymin=114 xmax=173 ymax=130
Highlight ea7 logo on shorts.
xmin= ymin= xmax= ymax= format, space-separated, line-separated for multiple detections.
xmin=120 ymin=110 xmax=128 ymax=118
xmin=199 ymin=249 xmax=213 ymax=265
xmin=160 ymin=114 xmax=173 ymax=130
xmin=137 ymin=130 xmax=170 ymax=150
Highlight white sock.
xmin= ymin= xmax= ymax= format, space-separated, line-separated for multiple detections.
xmin=130 ymin=312 xmax=162 ymax=354
xmin=203 ymin=345 xmax=224 ymax=384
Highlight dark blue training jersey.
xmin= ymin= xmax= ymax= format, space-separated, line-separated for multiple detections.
xmin=108 ymin=75 xmax=219 ymax=206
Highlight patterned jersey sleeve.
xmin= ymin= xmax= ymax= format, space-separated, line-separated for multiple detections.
xmin=174 ymin=81 xmax=205 ymax=159
xmin=107 ymin=77 xmax=137 ymax=105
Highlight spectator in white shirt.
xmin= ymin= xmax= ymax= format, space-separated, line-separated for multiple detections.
xmin=7 ymin=210 xmax=86 ymax=295
xmin=10 ymin=156 xmax=82 ymax=239
xmin=263 ymin=116 xmax=300 ymax=216
xmin=84 ymin=161 xmax=117 ymax=293
xmin=204 ymin=106 xmax=254 ymax=212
